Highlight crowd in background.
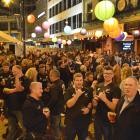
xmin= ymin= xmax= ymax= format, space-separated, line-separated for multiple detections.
xmin=0 ymin=48 xmax=140 ymax=140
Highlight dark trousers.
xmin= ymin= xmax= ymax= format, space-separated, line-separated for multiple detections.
xmin=65 ymin=121 xmax=89 ymax=140
xmin=94 ymin=117 xmax=112 ymax=140
xmin=25 ymin=132 xmax=52 ymax=140
xmin=7 ymin=111 xmax=26 ymax=140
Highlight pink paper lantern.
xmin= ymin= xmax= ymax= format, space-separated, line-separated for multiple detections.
xmin=44 ymin=32 xmax=50 ymax=39
xmin=67 ymin=40 xmax=72 ymax=45
xmin=42 ymin=21 xmax=50 ymax=30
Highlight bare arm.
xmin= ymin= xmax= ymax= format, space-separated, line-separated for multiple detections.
xmin=98 ymin=92 xmax=119 ymax=111
xmin=66 ymin=89 xmax=83 ymax=108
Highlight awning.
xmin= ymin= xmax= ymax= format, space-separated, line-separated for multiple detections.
xmin=0 ymin=31 xmax=22 ymax=44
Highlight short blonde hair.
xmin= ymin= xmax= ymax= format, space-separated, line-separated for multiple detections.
xmin=25 ymin=67 xmax=38 ymax=82
xmin=73 ymin=73 xmax=83 ymax=81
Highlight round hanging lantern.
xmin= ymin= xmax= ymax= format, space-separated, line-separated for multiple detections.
xmin=80 ymin=28 xmax=87 ymax=35
xmin=122 ymin=32 xmax=128 ymax=41
xmin=44 ymin=32 xmax=50 ymax=39
xmin=31 ymin=33 xmax=36 ymax=38
xmin=94 ymin=0 xmax=115 ymax=21
xmin=132 ymin=30 xmax=140 ymax=36
xmin=62 ymin=40 xmax=67 ymax=45
xmin=109 ymin=28 xmax=121 ymax=38
xmin=67 ymin=40 xmax=72 ymax=45
xmin=64 ymin=25 xmax=72 ymax=34
xmin=115 ymin=32 xmax=125 ymax=41
xmin=57 ymin=38 xmax=62 ymax=44
xmin=52 ymin=37 xmax=57 ymax=43
xmin=103 ymin=18 xmax=119 ymax=32
xmin=42 ymin=21 xmax=50 ymax=30
xmin=95 ymin=30 xmax=103 ymax=38
xmin=35 ymin=26 xmax=42 ymax=33
xmin=27 ymin=14 xmax=35 ymax=24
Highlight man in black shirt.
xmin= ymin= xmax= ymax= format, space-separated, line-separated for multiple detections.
xmin=47 ymin=69 xmax=65 ymax=140
xmin=3 ymin=65 xmax=30 ymax=140
xmin=93 ymin=65 xmax=121 ymax=140
xmin=23 ymin=82 xmax=50 ymax=140
xmin=37 ymin=63 xmax=50 ymax=106
xmin=0 ymin=61 xmax=12 ymax=99
xmin=64 ymin=73 xmax=92 ymax=140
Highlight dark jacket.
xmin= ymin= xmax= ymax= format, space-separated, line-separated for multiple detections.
xmin=22 ymin=96 xmax=47 ymax=134
xmin=114 ymin=92 xmax=140 ymax=140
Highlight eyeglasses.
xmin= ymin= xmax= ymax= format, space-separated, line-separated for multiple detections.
xmin=103 ymin=73 xmax=113 ymax=75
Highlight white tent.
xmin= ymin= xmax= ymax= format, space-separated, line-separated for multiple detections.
xmin=0 ymin=31 xmax=22 ymax=44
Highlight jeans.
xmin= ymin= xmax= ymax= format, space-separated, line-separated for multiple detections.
xmin=94 ymin=117 xmax=112 ymax=140
xmin=50 ymin=115 xmax=61 ymax=140
xmin=7 ymin=110 xmax=26 ymax=140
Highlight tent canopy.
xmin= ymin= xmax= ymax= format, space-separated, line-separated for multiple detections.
xmin=0 ymin=31 xmax=22 ymax=44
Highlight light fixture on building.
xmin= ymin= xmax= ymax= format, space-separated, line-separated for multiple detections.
xmin=80 ymin=28 xmax=87 ymax=35
xmin=64 ymin=20 xmax=72 ymax=34
xmin=42 ymin=21 xmax=50 ymax=30
xmin=67 ymin=40 xmax=72 ymax=45
xmin=57 ymin=38 xmax=62 ymax=44
xmin=95 ymin=30 xmax=103 ymax=38
xmin=35 ymin=26 xmax=42 ymax=33
xmin=52 ymin=37 xmax=57 ymax=43
xmin=132 ymin=30 xmax=140 ymax=36
xmin=115 ymin=32 xmax=125 ymax=41
xmin=64 ymin=25 xmax=72 ymax=34
xmin=123 ymin=32 xmax=128 ymax=41
xmin=62 ymin=40 xmax=67 ymax=45
xmin=27 ymin=14 xmax=36 ymax=24
xmin=94 ymin=0 xmax=115 ymax=21
xmin=31 ymin=33 xmax=36 ymax=38
xmin=2 ymin=0 xmax=14 ymax=7
xmin=44 ymin=32 xmax=50 ymax=39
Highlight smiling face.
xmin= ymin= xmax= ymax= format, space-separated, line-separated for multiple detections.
xmin=123 ymin=77 xmax=138 ymax=98
xmin=73 ymin=76 xmax=83 ymax=89
xmin=103 ymin=69 xmax=114 ymax=83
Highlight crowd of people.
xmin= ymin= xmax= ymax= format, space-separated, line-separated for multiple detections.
xmin=0 ymin=48 xmax=140 ymax=140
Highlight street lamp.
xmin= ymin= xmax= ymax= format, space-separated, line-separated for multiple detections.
xmin=2 ymin=0 xmax=14 ymax=7
xmin=21 ymin=0 xmax=26 ymax=57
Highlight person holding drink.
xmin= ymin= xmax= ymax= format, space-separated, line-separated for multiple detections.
xmin=93 ymin=66 xmax=121 ymax=140
xmin=108 ymin=77 xmax=140 ymax=140
xmin=23 ymin=82 xmax=50 ymax=140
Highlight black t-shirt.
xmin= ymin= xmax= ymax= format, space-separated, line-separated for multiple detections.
xmin=47 ymin=79 xmax=65 ymax=115
xmin=37 ymin=73 xmax=48 ymax=89
xmin=0 ymin=70 xmax=13 ymax=99
xmin=5 ymin=75 xmax=30 ymax=111
xmin=95 ymin=82 xmax=121 ymax=125
xmin=64 ymin=86 xmax=93 ymax=124
xmin=22 ymin=96 xmax=47 ymax=134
